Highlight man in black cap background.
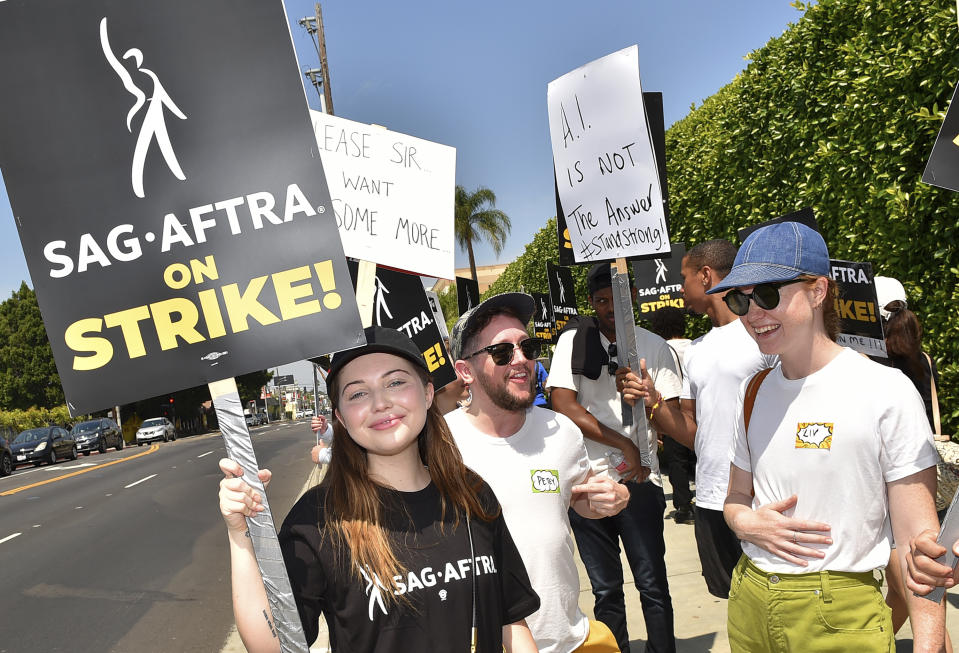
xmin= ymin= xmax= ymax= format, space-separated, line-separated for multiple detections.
xmin=447 ymin=292 xmax=630 ymax=653
xmin=547 ymin=263 xmax=694 ymax=653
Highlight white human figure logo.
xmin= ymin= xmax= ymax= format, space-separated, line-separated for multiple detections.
xmin=655 ymin=259 xmax=667 ymax=284
xmin=357 ymin=565 xmax=388 ymax=620
xmin=541 ymin=298 xmax=549 ymax=320
xmin=100 ymin=17 xmax=187 ymax=199
xmin=556 ymin=272 xmax=566 ymax=303
xmin=374 ymin=276 xmax=393 ymax=326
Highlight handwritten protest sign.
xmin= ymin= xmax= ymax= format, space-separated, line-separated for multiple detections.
xmin=0 ymin=0 xmax=363 ymax=416
xmin=531 ymin=292 xmax=556 ymax=344
xmin=311 ymin=111 xmax=456 ymax=279
xmin=548 ymin=46 xmax=669 ymax=263
xmin=547 ymin=262 xmax=579 ymax=333
xmin=829 ymin=260 xmax=886 ymax=358
xmin=631 ymin=243 xmax=686 ymax=315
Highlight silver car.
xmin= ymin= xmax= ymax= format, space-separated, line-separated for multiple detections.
xmin=135 ymin=417 xmax=176 ymax=445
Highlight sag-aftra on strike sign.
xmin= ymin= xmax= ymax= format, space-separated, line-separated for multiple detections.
xmin=0 ymin=0 xmax=364 ymax=415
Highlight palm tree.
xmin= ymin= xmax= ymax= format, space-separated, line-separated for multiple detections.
xmin=454 ymin=185 xmax=512 ymax=283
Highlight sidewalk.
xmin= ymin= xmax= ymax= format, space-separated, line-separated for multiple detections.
xmin=222 ymin=475 xmax=958 ymax=652
xmin=582 ymin=478 xmax=959 ymax=652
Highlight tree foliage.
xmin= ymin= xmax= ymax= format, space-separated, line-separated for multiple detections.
xmin=488 ymin=0 xmax=959 ymax=431
xmin=455 ymin=185 xmax=512 ymax=283
xmin=0 ymin=283 xmax=64 ymax=410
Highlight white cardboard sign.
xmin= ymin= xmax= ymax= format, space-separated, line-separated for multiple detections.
xmin=311 ymin=110 xmax=456 ymax=279
xmin=548 ymin=45 xmax=670 ymax=262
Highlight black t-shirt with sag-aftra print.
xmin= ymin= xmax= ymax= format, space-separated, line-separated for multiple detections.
xmin=278 ymin=480 xmax=539 ymax=652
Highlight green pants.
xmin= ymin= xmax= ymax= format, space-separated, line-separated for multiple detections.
xmin=727 ymin=555 xmax=894 ymax=653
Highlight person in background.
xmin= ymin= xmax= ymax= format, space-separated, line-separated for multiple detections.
xmin=872 ymin=275 xmax=953 ymax=650
xmin=648 ymin=306 xmax=696 ymax=525
xmin=549 ymin=264 xmax=692 ymax=653
xmin=713 ymin=222 xmax=942 ymax=652
xmin=675 ymin=239 xmax=777 ymax=599
xmin=219 ymin=326 xmax=540 ymax=653
xmin=310 ymin=413 xmax=333 ymax=465
xmin=448 ymin=292 xmax=629 ymax=653
xmin=874 ymin=276 xmax=942 ymax=434
xmin=533 ymin=360 xmax=550 ymax=407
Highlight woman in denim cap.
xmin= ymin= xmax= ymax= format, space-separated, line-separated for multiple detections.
xmin=711 ymin=222 xmax=943 ymax=652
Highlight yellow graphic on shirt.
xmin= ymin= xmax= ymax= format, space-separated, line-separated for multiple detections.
xmin=795 ymin=422 xmax=834 ymax=450
xmin=531 ymin=469 xmax=561 ymax=493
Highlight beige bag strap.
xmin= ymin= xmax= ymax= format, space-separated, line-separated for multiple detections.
xmin=924 ymin=352 xmax=942 ymax=436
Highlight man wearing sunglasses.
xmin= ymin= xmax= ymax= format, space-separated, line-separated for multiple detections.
xmin=447 ymin=292 xmax=630 ymax=653
xmin=547 ymin=263 xmax=689 ymax=653
xmin=676 ymin=239 xmax=777 ymax=600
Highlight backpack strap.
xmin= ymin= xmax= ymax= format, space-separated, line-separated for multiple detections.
xmin=743 ymin=368 xmax=773 ymax=436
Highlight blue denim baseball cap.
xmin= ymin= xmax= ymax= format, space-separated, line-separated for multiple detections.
xmin=707 ymin=222 xmax=830 ymax=294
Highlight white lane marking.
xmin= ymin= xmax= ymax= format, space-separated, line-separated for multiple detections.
xmin=32 ymin=525 xmax=41 ymax=528
xmin=124 ymin=474 xmax=157 ymax=489
xmin=0 ymin=532 xmax=22 ymax=545
xmin=196 ymin=451 xmax=214 ymax=458
xmin=75 ymin=506 xmax=83 ymax=510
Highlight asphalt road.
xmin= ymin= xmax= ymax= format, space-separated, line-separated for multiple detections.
xmin=0 ymin=420 xmax=318 ymax=653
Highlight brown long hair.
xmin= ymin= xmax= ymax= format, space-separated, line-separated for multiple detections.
xmin=799 ymin=275 xmax=840 ymax=341
xmin=322 ymin=363 xmax=496 ymax=600
xmin=885 ymin=308 xmax=926 ymax=378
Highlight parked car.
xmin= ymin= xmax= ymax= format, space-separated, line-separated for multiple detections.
xmin=244 ymin=413 xmax=262 ymax=427
xmin=10 ymin=426 xmax=77 ymax=467
xmin=0 ymin=435 xmax=12 ymax=476
xmin=71 ymin=418 xmax=124 ymax=455
xmin=303 ymin=407 xmax=314 ymax=418
xmin=135 ymin=418 xmax=176 ymax=445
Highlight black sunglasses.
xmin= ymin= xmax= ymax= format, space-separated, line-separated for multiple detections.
xmin=722 ymin=279 xmax=806 ymax=316
xmin=464 ymin=338 xmax=543 ymax=366
xmin=607 ymin=343 xmax=618 ymax=376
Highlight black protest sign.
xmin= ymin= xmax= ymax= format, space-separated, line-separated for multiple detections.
xmin=555 ymin=92 xmax=669 ymax=266
xmin=531 ymin=292 xmax=556 ymax=344
xmin=737 ymin=207 xmax=819 ymax=243
xmin=456 ymin=276 xmax=480 ymax=316
xmin=631 ymin=243 xmax=686 ymax=316
xmin=829 ymin=260 xmax=886 ymax=358
xmin=0 ymin=0 xmax=364 ymax=415
xmin=547 ymin=262 xmax=579 ymax=332
xmin=347 ymin=263 xmax=457 ymax=388
xmin=922 ymin=79 xmax=959 ymax=192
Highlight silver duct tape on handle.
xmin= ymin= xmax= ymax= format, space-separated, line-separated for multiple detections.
xmin=610 ymin=266 xmax=652 ymax=468
xmin=922 ymin=485 xmax=959 ymax=604
xmin=210 ymin=378 xmax=310 ymax=653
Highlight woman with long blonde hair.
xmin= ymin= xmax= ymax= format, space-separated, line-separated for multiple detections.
xmin=218 ymin=326 xmax=539 ymax=652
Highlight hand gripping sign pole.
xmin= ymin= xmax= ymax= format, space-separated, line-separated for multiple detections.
xmin=210 ymin=377 xmax=310 ymax=653
xmin=610 ymin=258 xmax=652 ymax=468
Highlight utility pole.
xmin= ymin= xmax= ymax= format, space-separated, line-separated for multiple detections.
xmin=314 ymin=3 xmax=334 ymax=116
xmin=298 ymin=3 xmax=334 ymax=115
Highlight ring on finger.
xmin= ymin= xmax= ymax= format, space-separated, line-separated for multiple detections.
xmin=792 ymin=531 xmax=798 ymax=543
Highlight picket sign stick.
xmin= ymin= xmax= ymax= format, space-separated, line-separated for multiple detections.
xmin=355 ymin=259 xmax=377 ymax=328
xmin=921 ymin=486 xmax=959 ymax=603
xmin=610 ymin=258 xmax=652 ymax=467
xmin=209 ymin=377 xmax=310 ymax=653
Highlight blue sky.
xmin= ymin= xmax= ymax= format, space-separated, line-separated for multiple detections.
xmin=0 ymin=0 xmax=807 ymax=386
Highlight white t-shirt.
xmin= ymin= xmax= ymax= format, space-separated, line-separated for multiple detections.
xmin=681 ymin=320 xmax=777 ymax=510
xmin=731 ymin=348 xmax=939 ymax=574
xmin=546 ymin=326 xmax=682 ymax=486
xmin=446 ymin=407 xmax=591 ymax=653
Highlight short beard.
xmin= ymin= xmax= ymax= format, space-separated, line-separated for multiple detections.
xmin=473 ymin=368 xmax=535 ymax=412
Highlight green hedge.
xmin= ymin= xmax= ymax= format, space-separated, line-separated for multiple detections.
xmin=488 ymin=0 xmax=959 ymax=433
xmin=0 ymin=406 xmax=80 ymax=435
